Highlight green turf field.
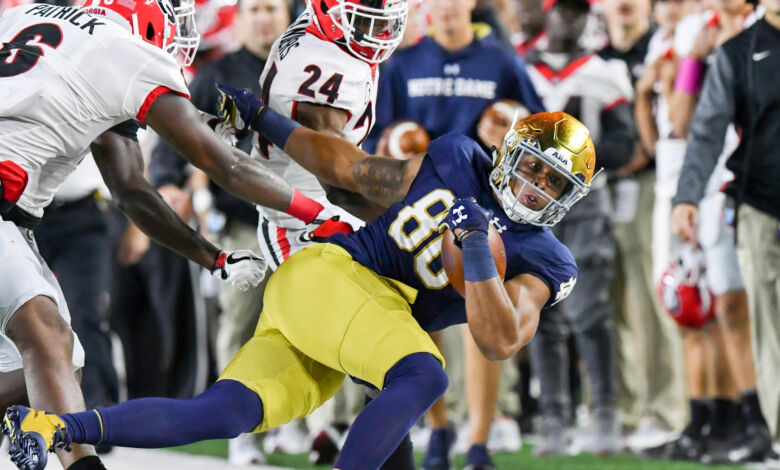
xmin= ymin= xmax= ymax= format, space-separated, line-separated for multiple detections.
xmin=172 ymin=439 xmax=747 ymax=469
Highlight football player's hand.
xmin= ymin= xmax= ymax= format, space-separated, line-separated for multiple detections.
xmin=211 ymin=249 xmax=267 ymax=291
xmin=671 ymin=203 xmax=699 ymax=245
xmin=200 ymin=111 xmax=238 ymax=146
xmin=441 ymin=197 xmax=492 ymax=245
xmin=215 ymin=83 xmax=265 ymax=138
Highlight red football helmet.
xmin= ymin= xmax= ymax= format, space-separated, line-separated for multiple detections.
xmin=658 ymin=247 xmax=715 ymax=329
xmin=309 ymin=0 xmax=408 ymax=63
xmin=80 ymin=0 xmax=200 ymax=66
xmin=194 ymin=0 xmax=236 ymax=51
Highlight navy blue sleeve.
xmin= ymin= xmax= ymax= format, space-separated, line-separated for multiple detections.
xmin=513 ymin=232 xmax=578 ymax=308
xmin=506 ymin=55 xmax=545 ymax=114
xmin=426 ymin=134 xmax=490 ymax=197
xmin=364 ymin=59 xmax=403 ymax=154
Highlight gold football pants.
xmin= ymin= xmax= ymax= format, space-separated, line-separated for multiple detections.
xmin=218 ymin=243 xmax=444 ymax=432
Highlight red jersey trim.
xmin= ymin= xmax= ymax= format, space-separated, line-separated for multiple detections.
xmin=533 ymin=54 xmax=594 ymax=83
xmin=276 ymin=226 xmax=291 ymax=259
xmin=515 ymin=31 xmax=546 ymax=56
xmin=136 ymin=86 xmax=190 ymax=125
xmin=602 ymin=97 xmax=630 ymax=113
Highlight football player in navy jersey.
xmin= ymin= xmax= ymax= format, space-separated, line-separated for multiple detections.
xmin=4 ymin=88 xmax=596 ymax=470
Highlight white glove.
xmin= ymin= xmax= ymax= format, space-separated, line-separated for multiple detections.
xmin=199 ymin=111 xmax=239 ymax=146
xmin=211 ymin=250 xmax=267 ymax=291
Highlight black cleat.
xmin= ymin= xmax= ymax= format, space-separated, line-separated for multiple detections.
xmin=423 ymin=425 xmax=457 ymax=470
xmin=715 ymin=423 xmax=773 ymax=464
xmin=463 ymin=444 xmax=496 ymax=470
xmin=641 ymin=434 xmax=705 ymax=461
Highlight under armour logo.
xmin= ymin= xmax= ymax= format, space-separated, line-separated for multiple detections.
xmin=452 ymin=205 xmax=468 ymax=225
xmin=443 ymin=64 xmax=460 ymax=76
xmin=490 ymin=217 xmax=507 ymax=233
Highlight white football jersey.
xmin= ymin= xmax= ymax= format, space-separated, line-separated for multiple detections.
xmin=0 ymin=4 xmax=189 ymax=217
xmin=251 ymin=11 xmax=377 ymax=229
xmin=526 ymin=53 xmax=633 ymax=144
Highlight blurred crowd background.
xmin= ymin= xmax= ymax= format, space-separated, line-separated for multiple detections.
xmin=1 ymin=0 xmax=778 ymax=466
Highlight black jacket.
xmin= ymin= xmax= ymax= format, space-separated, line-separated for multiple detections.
xmin=673 ymin=19 xmax=780 ymax=218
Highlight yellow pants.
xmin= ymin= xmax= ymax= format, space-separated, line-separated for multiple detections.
xmin=218 ymin=243 xmax=444 ymax=433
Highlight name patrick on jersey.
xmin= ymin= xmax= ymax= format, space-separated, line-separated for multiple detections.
xmin=25 ymin=5 xmax=105 ymax=35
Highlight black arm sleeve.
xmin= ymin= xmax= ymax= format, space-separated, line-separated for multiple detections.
xmin=108 ymin=120 xmax=140 ymax=141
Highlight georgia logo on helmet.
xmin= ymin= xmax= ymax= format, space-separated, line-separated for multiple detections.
xmin=489 ymin=111 xmax=597 ymax=227
xmin=79 ymin=0 xmax=201 ymax=66
xmin=658 ymin=246 xmax=715 ymax=329
xmin=309 ymin=0 xmax=409 ymax=63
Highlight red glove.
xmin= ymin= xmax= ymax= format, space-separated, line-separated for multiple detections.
xmin=309 ymin=216 xmax=354 ymax=241
xmin=0 ymin=161 xmax=28 ymax=215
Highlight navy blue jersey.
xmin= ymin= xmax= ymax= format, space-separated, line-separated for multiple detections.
xmin=364 ymin=28 xmax=545 ymax=153
xmin=330 ymin=134 xmax=578 ymax=332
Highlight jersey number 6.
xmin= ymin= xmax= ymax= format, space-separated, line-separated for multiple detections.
xmin=0 ymin=23 xmax=63 ymax=78
xmin=388 ymin=189 xmax=456 ymax=289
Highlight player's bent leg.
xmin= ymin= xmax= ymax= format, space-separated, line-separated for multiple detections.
xmin=4 ymin=379 xmax=263 ymax=459
xmin=4 ymin=296 xmax=99 ymax=470
xmin=335 ymin=353 xmax=448 ymax=470
xmin=0 ymin=370 xmax=28 ymax=410
xmin=258 ymin=244 xmax=447 ymax=469
xmin=217 ymin=323 xmax=345 ymax=433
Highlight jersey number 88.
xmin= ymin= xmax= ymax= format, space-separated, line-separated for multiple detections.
xmin=388 ymin=189 xmax=455 ymax=289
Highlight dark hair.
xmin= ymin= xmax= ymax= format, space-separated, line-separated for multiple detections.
xmin=551 ymin=0 xmax=590 ymax=14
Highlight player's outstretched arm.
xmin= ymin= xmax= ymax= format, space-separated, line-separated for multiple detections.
xmin=285 ymin=125 xmax=423 ymax=209
xmin=444 ymin=198 xmax=547 ymax=360
xmin=294 ymin=102 xmax=387 ymax=221
xmin=92 ymin=131 xmax=265 ymax=291
xmin=146 ymin=92 xmax=297 ymax=214
xmin=465 ymin=274 xmax=547 ymax=360
xmin=217 ymin=84 xmax=422 ymax=209
xmin=91 ymin=131 xmax=219 ymax=269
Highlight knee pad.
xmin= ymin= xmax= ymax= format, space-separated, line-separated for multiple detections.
xmin=385 ymin=352 xmax=448 ymax=404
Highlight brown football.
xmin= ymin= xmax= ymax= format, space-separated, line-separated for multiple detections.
xmin=479 ymin=99 xmax=531 ymax=129
xmin=442 ymin=225 xmax=507 ymax=297
xmin=381 ymin=120 xmax=430 ymax=160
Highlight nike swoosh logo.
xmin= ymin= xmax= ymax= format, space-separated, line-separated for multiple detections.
xmin=752 ymin=50 xmax=771 ymax=61
xmin=226 ymin=253 xmax=260 ymax=264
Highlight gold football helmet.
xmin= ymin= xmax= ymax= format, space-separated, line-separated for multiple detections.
xmin=489 ymin=111 xmax=597 ymax=226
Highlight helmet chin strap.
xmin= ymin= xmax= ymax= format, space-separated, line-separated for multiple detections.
xmin=501 ymin=185 xmax=543 ymax=224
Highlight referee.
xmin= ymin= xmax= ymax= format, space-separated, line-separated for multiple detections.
xmin=672 ymin=0 xmax=780 ymax=457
